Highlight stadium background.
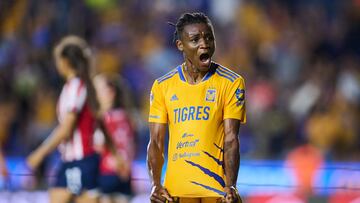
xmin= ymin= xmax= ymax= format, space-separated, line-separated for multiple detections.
xmin=0 ymin=0 xmax=360 ymax=202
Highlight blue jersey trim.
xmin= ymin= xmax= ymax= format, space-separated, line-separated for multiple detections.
xmin=157 ymin=69 xmax=178 ymax=83
xmin=177 ymin=65 xmax=186 ymax=82
xmin=218 ymin=65 xmax=239 ymax=79
xmin=216 ymin=67 xmax=237 ymax=81
xmin=215 ymin=69 xmax=235 ymax=82
xmin=190 ymin=181 xmax=226 ymax=196
xmin=157 ymin=71 xmax=176 ymax=82
xmin=185 ymin=160 xmax=225 ymax=187
xmin=213 ymin=143 xmax=224 ymax=153
xmin=203 ymin=150 xmax=223 ymax=166
xmin=159 ymin=69 xmax=177 ymax=78
xmin=202 ymin=63 xmax=217 ymax=82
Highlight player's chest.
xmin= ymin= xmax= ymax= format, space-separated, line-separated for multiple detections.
xmin=164 ymin=84 xmax=225 ymax=122
xmin=166 ymin=83 xmax=223 ymax=104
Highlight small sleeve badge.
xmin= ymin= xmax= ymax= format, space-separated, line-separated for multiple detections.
xmin=235 ymin=88 xmax=245 ymax=106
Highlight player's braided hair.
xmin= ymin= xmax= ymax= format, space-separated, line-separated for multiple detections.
xmin=171 ymin=12 xmax=213 ymax=42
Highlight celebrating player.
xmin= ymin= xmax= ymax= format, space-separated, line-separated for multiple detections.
xmin=27 ymin=36 xmax=100 ymax=203
xmin=147 ymin=12 xmax=246 ymax=203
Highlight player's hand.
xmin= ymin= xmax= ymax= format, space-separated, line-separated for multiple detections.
xmin=116 ymin=163 xmax=130 ymax=181
xmin=222 ymin=186 xmax=242 ymax=203
xmin=115 ymin=155 xmax=131 ymax=180
xmin=26 ymin=150 xmax=44 ymax=170
xmin=0 ymin=165 xmax=8 ymax=178
xmin=150 ymin=184 xmax=173 ymax=203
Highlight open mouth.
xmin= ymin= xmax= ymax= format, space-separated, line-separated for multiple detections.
xmin=200 ymin=53 xmax=210 ymax=62
xmin=199 ymin=53 xmax=210 ymax=62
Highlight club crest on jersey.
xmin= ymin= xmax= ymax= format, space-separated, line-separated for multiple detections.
xmin=206 ymin=89 xmax=216 ymax=102
xmin=235 ymin=88 xmax=245 ymax=106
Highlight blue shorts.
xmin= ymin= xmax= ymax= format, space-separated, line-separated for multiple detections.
xmin=98 ymin=174 xmax=132 ymax=195
xmin=54 ymin=154 xmax=100 ymax=195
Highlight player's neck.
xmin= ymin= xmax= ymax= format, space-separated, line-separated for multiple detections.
xmin=183 ymin=64 xmax=207 ymax=85
xmin=66 ymin=72 xmax=76 ymax=81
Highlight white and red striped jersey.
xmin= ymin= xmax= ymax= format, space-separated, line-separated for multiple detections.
xmin=57 ymin=77 xmax=96 ymax=162
xmin=94 ymin=109 xmax=135 ymax=175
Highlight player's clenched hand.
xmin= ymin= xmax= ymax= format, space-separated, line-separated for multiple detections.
xmin=221 ymin=186 xmax=243 ymax=203
xmin=150 ymin=184 xmax=173 ymax=203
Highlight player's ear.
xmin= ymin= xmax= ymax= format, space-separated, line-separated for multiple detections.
xmin=176 ymin=39 xmax=183 ymax=52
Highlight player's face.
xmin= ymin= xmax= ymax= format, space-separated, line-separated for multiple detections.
xmin=55 ymin=56 xmax=69 ymax=79
xmin=177 ymin=23 xmax=215 ymax=71
xmin=94 ymin=76 xmax=114 ymax=111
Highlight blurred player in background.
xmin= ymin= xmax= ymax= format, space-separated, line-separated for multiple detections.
xmin=147 ymin=12 xmax=246 ymax=203
xmin=94 ymin=74 xmax=135 ymax=203
xmin=27 ymin=36 xmax=100 ymax=203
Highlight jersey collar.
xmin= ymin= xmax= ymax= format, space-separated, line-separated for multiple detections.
xmin=177 ymin=62 xmax=217 ymax=83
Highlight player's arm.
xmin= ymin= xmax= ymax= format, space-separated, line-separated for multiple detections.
xmin=223 ymin=118 xmax=242 ymax=203
xmin=27 ymin=112 xmax=77 ymax=170
xmin=147 ymin=122 xmax=172 ymax=203
xmin=0 ymin=148 xmax=8 ymax=177
xmin=116 ymin=117 xmax=136 ymax=179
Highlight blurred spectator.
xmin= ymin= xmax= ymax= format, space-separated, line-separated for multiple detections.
xmin=0 ymin=0 xmax=358 ymax=189
xmin=286 ymin=144 xmax=324 ymax=195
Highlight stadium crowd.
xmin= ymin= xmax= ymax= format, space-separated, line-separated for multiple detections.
xmin=0 ymin=0 xmax=359 ymax=190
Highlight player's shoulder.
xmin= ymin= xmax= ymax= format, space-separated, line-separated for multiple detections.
xmin=65 ymin=77 xmax=86 ymax=92
xmin=67 ymin=77 xmax=84 ymax=87
xmin=155 ymin=65 xmax=183 ymax=85
xmin=213 ymin=62 xmax=244 ymax=83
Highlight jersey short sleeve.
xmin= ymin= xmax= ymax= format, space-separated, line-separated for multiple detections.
xmin=223 ymin=77 xmax=246 ymax=123
xmin=148 ymin=80 xmax=167 ymax=123
xmin=66 ymin=79 xmax=87 ymax=113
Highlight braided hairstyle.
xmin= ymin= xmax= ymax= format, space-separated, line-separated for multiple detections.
xmin=171 ymin=12 xmax=214 ymax=42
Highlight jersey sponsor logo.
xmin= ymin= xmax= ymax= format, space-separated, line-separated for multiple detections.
xmin=176 ymin=139 xmax=199 ymax=149
xmin=173 ymin=106 xmax=210 ymax=123
xmin=182 ymin=132 xmax=194 ymax=138
xmin=235 ymin=88 xmax=245 ymax=106
xmin=149 ymin=115 xmax=160 ymax=119
xmin=150 ymin=91 xmax=154 ymax=105
xmin=172 ymin=152 xmax=200 ymax=161
xmin=170 ymin=94 xmax=179 ymax=101
xmin=205 ymin=89 xmax=216 ymax=102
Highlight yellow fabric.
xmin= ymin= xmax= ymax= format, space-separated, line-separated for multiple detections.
xmin=169 ymin=196 xmax=240 ymax=203
xmin=149 ymin=63 xmax=246 ymax=197
xmin=173 ymin=196 xmax=221 ymax=203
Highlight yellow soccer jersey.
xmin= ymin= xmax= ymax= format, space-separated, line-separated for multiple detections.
xmin=149 ymin=62 xmax=246 ymax=197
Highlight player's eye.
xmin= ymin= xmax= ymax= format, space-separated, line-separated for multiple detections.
xmin=190 ymin=37 xmax=199 ymax=43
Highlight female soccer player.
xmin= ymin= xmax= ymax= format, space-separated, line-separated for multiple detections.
xmin=147 ymin=12 xmax=245 ymax=203
xmin=94 ymin=74 xmax=135 ymax=203
xmin=27 ymin=36 xmax=100 ymax=203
